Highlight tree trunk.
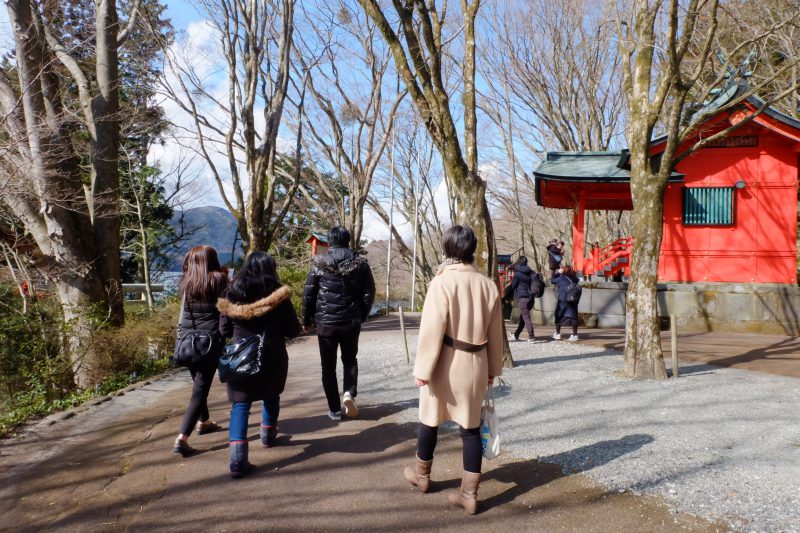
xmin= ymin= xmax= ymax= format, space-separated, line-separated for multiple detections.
xmin=7 ymin=0 xmax=114 ymax=387
xmin=92 ymin=0 xmax=124 ymax=325
xmin=623 ymin=168 xmax=668 ymax=380
xmin=56 ymin=277 xmax=109 ymax=387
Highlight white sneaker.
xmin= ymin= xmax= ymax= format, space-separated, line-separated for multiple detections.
xmin=509 ymin=334 xmax=519 ymax=342
xmin=552 ymin=333 xmax=561 ymax=340
xmin=328 ymin=410 xmax=342 ymax=421
xmin=527 ymin=337 xmax=538 ymax=343
xmin=342 ymin=392 xmax=358 ymax=418
xmin=568 ymin=335 xmax=579 ymax=342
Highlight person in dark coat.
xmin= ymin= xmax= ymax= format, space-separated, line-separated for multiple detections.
xmin=546 ymin=239 xmax=563 ymax=278
xmin=510 ymin=256 xmax=537 ymax=342
xmin=172 ymin=245 xmax=229 ymax=457
xmin=551 ymin=264 xmax=580 ymax=341
xmin=302 ymin=226 xmax=375 ymax=420
xmin=217 ymin=252 xmax=301 ymax=478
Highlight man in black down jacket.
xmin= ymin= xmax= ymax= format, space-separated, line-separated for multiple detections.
xmin=510 ymin=256 xmax=537 ymax=342
xmin=303 ymin=226 xmax=376 ymax=420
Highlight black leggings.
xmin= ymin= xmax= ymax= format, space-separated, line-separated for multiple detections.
xmin=416 ymin=423 xmax=482 ymax=473
xmin=179 ymin=360 xmax=217 ymax=435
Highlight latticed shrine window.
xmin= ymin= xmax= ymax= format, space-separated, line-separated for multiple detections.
xmin=682 ymin=187 xmax=735 ymax=225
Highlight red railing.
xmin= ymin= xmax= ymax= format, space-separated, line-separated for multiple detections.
xmin=586 ymin=237 xmax=633 ymax=279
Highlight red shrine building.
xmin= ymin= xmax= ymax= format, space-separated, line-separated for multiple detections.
xmin=534 ymin=92 xmax=800 ymax=286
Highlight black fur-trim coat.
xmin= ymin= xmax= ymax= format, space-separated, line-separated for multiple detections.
xmin=218 ymin=286 xmax=301 ymax=403
xmin=302 ymin=247 xmax=376 ymax=327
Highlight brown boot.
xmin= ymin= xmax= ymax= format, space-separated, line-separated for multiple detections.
xmin=403 ymin=455 xmax=433 ymax=493
xmin=447 ymin=471 xmax=481 ymax=514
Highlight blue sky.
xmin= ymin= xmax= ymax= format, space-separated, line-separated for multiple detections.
xmin=164 ymin=0 xmax=202 ymax=33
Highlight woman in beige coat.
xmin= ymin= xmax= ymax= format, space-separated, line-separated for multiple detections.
xmin=403 ymin=225 xmax=504 ymax=515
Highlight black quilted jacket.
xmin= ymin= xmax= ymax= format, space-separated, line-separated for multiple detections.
xmin=302 ymin=247 xmax=376 ymax=326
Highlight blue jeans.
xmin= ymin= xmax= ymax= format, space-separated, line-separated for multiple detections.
xmin=229 ymin=397 xmax=280 ymax=442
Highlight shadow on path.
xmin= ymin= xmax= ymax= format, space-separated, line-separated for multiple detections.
xmin=539 ymin=434 xmax=655 ymax=474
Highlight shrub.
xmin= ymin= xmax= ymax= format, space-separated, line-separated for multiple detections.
xmin=279 ymin=264 xmax=307 ymax=317
xmin=88 ymin=301 xmax=178 ymax=382
xmin=0 ymin=285 xmax=179 ymax=437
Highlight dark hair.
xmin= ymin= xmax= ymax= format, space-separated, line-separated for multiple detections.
xmin=442 ymin=225 xmax=478 ymax=264
xmin=517 ymin=255 xmax=528 ymax=266
xmin=226 ymin=251 xmax=281 ymax=303
xmin=179 ymin=245 xmax=228 ymax=303
xmin=328 ymin=226 xmax=351 ymax=248
xmin=561 ymin=264 xmax=575 ymax=276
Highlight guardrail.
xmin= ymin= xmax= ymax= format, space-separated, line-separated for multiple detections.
xmin=122 ymin=283 xmax=164 ymax=303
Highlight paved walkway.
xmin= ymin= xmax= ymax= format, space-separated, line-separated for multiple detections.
xmin=0 ymin=318 xmax=725 ymax=532
xmin=573 ymin=328 xmax=800 ymax=378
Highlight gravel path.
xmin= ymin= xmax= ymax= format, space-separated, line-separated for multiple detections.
xmin=356 ymin=328 xmax=800 ymax=533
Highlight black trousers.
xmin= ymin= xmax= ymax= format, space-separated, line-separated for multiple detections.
xmin=179 ymin=359 xmax=217 ymax=435
xmin=416 ymin=423 xmax=482 ymax=473
xmin=514 ymin=297 xmax=534 ymax=339
xmin=317 ymin=322 xmax=361 ymax=412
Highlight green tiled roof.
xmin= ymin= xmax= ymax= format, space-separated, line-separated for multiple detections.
xmin=534 ymin=152 xmax=630 ymax=180
xmin=534 ymin=151 xmax=684 ymax=181
xmin=307 ymin=232 xmax=328 ymax=244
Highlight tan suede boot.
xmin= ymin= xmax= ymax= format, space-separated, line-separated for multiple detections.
xmin=403 ymin=455 xmax=433 ymax=493
xmin=447 ymin=471 xmax=481 ymax=514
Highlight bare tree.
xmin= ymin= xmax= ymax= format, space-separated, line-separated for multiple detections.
xmin=367 ymin=111 xmax=447 ymax=302
xmin=479 ymin=0 xmax=629 ymax=270
xmin=1 ymin=0 xmax=140 ymax=386
xmin=296 ymin=2 xmax=406 ymax=248
xmin=358 ymin=1 xmax=497 ymax=270
xmin=157 ymin=0 xmax=299 ymax=253
xmin=716 ymin=0 xmax=800 ymax=120
xmin=616 ymin=0 xmax=800 ymax=379
xmin=358 ymin=0 xmax=512 ymax=366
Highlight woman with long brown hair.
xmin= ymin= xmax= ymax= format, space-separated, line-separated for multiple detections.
xmin=172 ymin=245 xmax=229 ymax=456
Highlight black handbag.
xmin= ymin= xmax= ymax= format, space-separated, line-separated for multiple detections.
xmin=218 ymin=333 xmax=265 ymax=383
xmin=173 ymin=330 xmax=222 ymax=367
xmin=173 ymin=297 xmax=222 ymax=367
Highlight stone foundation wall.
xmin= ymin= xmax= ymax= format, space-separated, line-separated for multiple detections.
xmin=519 ymin=282 xmax=800 ymax=336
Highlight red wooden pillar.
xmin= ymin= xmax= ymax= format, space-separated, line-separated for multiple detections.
xmin=573 ymin=195 xmax=585 ymax=276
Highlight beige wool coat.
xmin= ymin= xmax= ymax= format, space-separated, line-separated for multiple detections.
xmin=414 ymin=262 xmax=504 ymax=429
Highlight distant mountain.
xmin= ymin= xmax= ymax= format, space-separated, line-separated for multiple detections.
xmin=167 ymin=206 xmax=244 ymax=271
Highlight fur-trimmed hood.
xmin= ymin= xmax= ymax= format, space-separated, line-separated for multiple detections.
xmin=312 ymin=252 xmax=369 ymax=276
xmin=217 ymin=285 xmax=292 ymax=320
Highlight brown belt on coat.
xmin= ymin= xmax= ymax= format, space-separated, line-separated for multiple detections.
xmin=443 ymin=335 xmax=488 ymax=353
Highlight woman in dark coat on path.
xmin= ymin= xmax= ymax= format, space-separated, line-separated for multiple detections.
xmin=551 ymin=264 xmax=580 ymax=341
xmin=217 ymin=252 xmax=301 ymax=478
xmin=510 ymin=255 xmax=537 ymax=342
xmin=172 ymin=245 xmax=228 ymax=457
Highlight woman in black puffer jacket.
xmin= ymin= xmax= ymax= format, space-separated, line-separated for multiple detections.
xmin=217 ymin=252 xmax=301 ymax=478
xmin=172 ymin=245 xmax=229 ymax=457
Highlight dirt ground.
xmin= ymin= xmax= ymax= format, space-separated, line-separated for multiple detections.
xmin=0 ymin=321 xmax=726 ymax=532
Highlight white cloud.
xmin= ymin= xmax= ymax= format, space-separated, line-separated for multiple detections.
xmin=362 ymin=177 xmax=452 ymax=244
